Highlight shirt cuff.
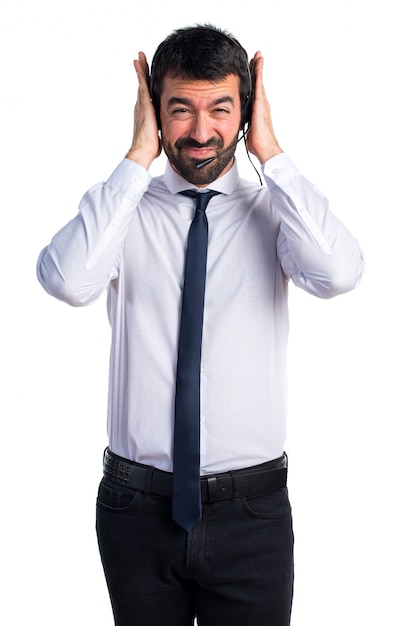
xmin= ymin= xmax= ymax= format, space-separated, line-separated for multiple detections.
xmin=261 ymin=152 xmax=301 ymax=185
xmin=106 ymin=158 xmax=152 ymax=199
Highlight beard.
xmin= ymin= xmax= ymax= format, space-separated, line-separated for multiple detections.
xmin=163 ymin=133 xmax=239 ymax=186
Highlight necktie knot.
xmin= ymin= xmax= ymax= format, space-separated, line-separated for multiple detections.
xmin=179 ymin=189 xmax=221 ymax=213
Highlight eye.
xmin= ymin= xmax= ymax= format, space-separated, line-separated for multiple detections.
xmin=212 ymin=107 xmax=230 ymax=116
xmin=172 ymin=107 xmax=190 ymax=115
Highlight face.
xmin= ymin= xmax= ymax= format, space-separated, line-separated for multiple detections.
xmin=159 ymin=74 xmax=242 ymax=186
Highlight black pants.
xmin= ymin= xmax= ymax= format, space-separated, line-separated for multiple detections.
xmin=96 ymin=464 xmax=294 ymax=626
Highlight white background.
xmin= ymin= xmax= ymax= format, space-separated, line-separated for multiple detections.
xmin=1 ymin=0 xmax=417 ymax=624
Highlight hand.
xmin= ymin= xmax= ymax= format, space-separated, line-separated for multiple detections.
xmin=125 ymin=52 xmax=162 ymax=169
xmin=246 ymin=51 xmax=283 ymax=164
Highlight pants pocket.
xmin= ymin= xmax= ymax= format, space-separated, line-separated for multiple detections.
xmin=241 ymin=487 xmax=292 ymax=520
xmin=96 ymin=478 xmax=138 ymax=511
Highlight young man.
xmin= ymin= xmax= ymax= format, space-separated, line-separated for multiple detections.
xmin=37 ymin=24 xmax=364 ymax=626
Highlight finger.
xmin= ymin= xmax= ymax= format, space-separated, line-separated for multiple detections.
xmin=250 ymin=50 xmax=262 ymax=64
xmin=133 ymin=52 xmax=150 ymax=84
xmin=138 ymin=51 xmax=150 ymax=75
xmin=252 ymin=52 xmax=263 ymax=74
xmin=252 ymin=55 xmax=266 ymax=101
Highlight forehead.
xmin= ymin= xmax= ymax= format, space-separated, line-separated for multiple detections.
xmin=161 ymin=74 xmax=241 ymax=102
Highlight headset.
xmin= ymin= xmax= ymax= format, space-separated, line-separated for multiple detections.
xmin=149 ymin=26 xmax=253 ymax=131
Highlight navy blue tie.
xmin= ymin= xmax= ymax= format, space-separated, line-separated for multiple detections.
xmin=172 ymin=189 xmax=220 ymax=532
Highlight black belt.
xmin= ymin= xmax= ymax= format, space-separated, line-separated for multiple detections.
xmin=103 ymin=448 xmax=288 ymax=503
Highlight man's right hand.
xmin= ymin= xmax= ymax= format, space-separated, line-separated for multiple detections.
xmin=125 ymin=52 xmax=162 ymax=169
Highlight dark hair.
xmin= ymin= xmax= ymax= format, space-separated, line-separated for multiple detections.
xmin=150 ymin=24 xmax=252 ymax=127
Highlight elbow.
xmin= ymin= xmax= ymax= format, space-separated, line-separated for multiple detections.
xmin=38 ymin=273 xmax=96 ymax=307
xmin=320 ymin=274 xmax=360 ymax=299
xmin=289 ymin=241 xmax=365 ymax=299
xmin=329 ymin=246 xmax=365 ymax=297
xmin=315 ymin=256 xmax=365 ymax=299
xmin=37 ymin=254 xmax=101 ymax=307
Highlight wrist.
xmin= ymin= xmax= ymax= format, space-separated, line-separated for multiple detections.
xmin=125 ymin=148 xmax=155 ymax=170
xmin=258 ymin=145 xmax=284 ymax=165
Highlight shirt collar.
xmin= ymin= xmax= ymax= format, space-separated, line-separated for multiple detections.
xmin=164 ymin=159 xmax=240 ymax=196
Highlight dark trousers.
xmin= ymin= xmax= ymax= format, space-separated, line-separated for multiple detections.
xmin=96 ymin=465 xmax=294 ymax=626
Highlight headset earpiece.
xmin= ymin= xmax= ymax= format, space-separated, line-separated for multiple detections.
xmin=241 ymin=64 xmax=253 ymax=128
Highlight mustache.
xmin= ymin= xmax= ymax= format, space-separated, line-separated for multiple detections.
xmin=175 ymin=137 xmax=224 ymax=150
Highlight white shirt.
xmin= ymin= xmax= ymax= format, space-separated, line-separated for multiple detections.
xmin=37 ymin=153 xmax=364 ymax=474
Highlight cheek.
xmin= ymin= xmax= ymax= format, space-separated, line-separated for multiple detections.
xmin=161 ymin=121 xmax=188 ymax=145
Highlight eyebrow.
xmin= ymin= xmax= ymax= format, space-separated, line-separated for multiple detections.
xmin=167 ymin=95 xmax=236 ymax=108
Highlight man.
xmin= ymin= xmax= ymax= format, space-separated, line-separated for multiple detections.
xmin=37 ymin=24 xmax=363 ymax=626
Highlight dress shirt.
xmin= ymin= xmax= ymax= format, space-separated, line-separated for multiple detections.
xmin=37 ymin=153 xmax=364 ymax=474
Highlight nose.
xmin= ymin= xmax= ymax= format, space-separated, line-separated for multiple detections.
xmin=189 ymin=112 xmax=213 ymax=144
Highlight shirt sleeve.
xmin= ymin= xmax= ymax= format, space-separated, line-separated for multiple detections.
xmin=262 ymin=153 xmax=364 ymax=298
xmin=37 ymin=159 xmax=151 ymax=306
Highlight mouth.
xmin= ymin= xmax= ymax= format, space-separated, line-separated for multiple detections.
xmin=183 ymin=147 xmax=217 ymax=160
xmin=175 ymin=138 xmax=222 ymax=161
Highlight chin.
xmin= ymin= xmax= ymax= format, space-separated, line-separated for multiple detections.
xmin=169 ymin=153 xmax=235 ymax=186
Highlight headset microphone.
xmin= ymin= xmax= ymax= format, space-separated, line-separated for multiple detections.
xmin=195 ymin=131 xmax=248 ymax=169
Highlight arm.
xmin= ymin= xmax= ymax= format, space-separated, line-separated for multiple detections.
xmin=37 ymin=53 xmax=160 ymax=306
xmin=248 ymin=52 xmax=364 ymax=298
xmin=263 ymin=154 xmax=364 ymax=298
xmin=37 ymin=160 xmax=151 ymax=306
